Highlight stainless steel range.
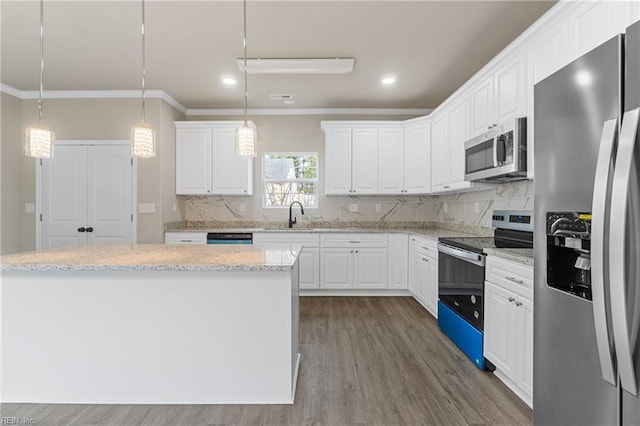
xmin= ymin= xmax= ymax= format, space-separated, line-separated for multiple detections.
xmin=437 ymin=210 xmax=534 ymax=369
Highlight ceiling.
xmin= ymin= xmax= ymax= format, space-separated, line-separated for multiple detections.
xmin=1 ymin=1 xmax=555 ymax=110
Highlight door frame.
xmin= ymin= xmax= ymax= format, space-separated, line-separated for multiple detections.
xmin=35 ymin=140 xmax=138 ymax=250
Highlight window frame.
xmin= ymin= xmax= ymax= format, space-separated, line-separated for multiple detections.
xmin=262 ymin=151 xmax=319 ymax=209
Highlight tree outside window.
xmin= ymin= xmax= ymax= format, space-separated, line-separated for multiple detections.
xmin=263 ymin=153 xmax=318 ymax=208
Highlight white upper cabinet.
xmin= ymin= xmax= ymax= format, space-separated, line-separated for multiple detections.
xmin=324 ymin=127 xmax=353 ymax=195
xmin=175 ymin=122 xmax=254 ymax=196
xmin=176 ymin=128 xmax=212 ymax=195
xmin=448 ymin=96 xmax=472 ymax=190
xmin=430 ymin=110 xmax=449 ymax=192
xmin=470 ymin=76 xmax=495 ymax=137
xmin=402 ymin=118 xmax=431 ymax=194
xmin=351 ymin=128 xmax=379 ymax=194
xmin=494 ymin=54 xmax=527 ymax=124
xmin=568 ymin=1 xmax=619 ymax=61
xmin=377 ymin=128 xmax=405 ymax=194
xmin=323 ymin=122 xmax=431 ymax=195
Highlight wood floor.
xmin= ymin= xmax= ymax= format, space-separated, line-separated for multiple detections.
xmin=1 ymin=297 xmax=531 ymax=425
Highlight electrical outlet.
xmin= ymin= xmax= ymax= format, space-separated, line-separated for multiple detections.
xmin=349 ymin=203 xmax=358 ymax=212
xmin=138 ymin=203 xmax=156 ymax=214
xmin=240 ymin=203 xmax=246 ymax=212
xmin=375 ymin=203 xmax=382 ymax=212
xmin=474 ymin=202 xmax=480 ymax=213
xmin=444 ymin=203 xmax=448 ymax=213
xmin=25 ymin=203 xmax=35 ymax=213
xmin=172 ymin=202 xmax=177 ymax=213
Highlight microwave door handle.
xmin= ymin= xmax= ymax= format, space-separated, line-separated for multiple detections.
xmin=591 ymin=118 xmax=618 ymax=386
xmin=610 ymin=107 xmax=640 ymax=396
xmin=492 ymin=137 xmax=499 ymax=167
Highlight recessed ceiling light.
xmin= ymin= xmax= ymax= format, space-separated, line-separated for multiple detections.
xmin=223 ymin=77 xmax=237 ymax=85
xmin=382 ymin=77 xmax=396 ymax=85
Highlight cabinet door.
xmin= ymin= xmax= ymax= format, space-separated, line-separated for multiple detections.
xmin=407 ymin=236 xmax=418 ymax=295
xmin=388 ymin=234 xmax=408 ymax=289
xmin=176 ymin=128 xmax=212 ymax=195
xmin=403 ymin=122 xmax=431 ymax=194
xmin=430 ymin=112 xmax=449 ymax=191
xmin=299 ymin=247 xmax=320 ymax=289
xmin=470 ymin=76 xmax=495 ymax=137
xmin=424 ymin=254 xmax=438 ymax=318
xmin=568 ymin=1 xmax=619 ymax=61
xmin=415 ymin=252 xmax=429 ymax=305
xmin=484 ymin=282 xmax=519 ymax=378
xmin=377 ymin=128 xmax=404 ymax=194
xmin=448 ymin=98 xmax=472 ymax=189
xmin=494 ymin=55 xmax=526 ymax=123
xmin=324 ymin=128 xmax=352 ymax=194
xmin=351 ymin=128 xmax=379 ymax=194
xmin=211 ymin=128 xmax=253 ymax=195
xmin=320 ymin=248 xmax=353 ymax=288
xmin=354 ymin=248 xmax=387 ymax=289
xmin=521 ymin=296 xmax=534 ymax=399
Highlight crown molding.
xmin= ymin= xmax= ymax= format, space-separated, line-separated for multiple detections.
xmin=0 ymin=85 xmax=188 ymax=114
xmin=1 ymin=84 xmax=432 ymax=116
xmin=186 ymin=108 xmax=432 ymax=116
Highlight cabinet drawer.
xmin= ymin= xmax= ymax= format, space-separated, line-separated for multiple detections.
xmin=253 ymin=233 xmax=320 ymax=247
xmin=165 ymin=232 xmax=207 ymax=245
xmin=412 ymin=235 xmax=438 ymax=257
xmin=320 ymin=233 xmax=387 ymax=248
xmin=486 ymin=256 xmax=533 ymax=298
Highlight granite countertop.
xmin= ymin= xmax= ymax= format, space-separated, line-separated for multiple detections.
xmin=0 ymin=244 xmax=301 ymax=272
xmin=484 ymin=248 xmax=534 ymax=267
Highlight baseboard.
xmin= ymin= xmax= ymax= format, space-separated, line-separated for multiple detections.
xmin=300 ymin=289 xmax=412 ymax=296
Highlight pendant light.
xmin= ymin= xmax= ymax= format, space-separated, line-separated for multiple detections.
xmin=132 ymin=0 xmax=156 ymax=158
xmin=236 ymin=0 xmax=257 ymax=157
xmin=25 ymin=0 xmax=54 ymax=158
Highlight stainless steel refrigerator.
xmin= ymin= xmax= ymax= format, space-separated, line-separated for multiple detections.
xmin=534 ymin=20 xmax=640 ymax=425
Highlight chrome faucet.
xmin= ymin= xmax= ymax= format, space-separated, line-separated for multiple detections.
xmin=288 ymin=201 xmax=305 ymax=228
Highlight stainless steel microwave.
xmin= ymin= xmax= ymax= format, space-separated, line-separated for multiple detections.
xmin=464 ymin=117 xmax=527 ymax=182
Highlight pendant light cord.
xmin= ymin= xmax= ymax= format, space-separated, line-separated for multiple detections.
xmin=38 ymin=0 xmax=44 ymax=126
xmin=243 ymin=0 xmax=248 ymax=126
xmin=141 ymin=0 xmax=147 ymax=125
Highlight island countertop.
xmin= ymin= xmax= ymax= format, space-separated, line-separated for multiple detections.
xmin=0 ymin=244 xmax=301 ymax=272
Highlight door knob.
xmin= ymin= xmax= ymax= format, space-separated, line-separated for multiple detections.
xmin=77 ymin=227 xmax=86 ymax=233
xmin=86 ymin=227 xmax=94 ymax=233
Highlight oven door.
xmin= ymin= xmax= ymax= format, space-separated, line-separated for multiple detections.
xmin=437 ymin=243 xmax=486 ymax=331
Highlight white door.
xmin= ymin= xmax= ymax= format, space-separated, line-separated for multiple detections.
xmin=448 ymin=97 xmax=471 ymax=188
xmin=41 ymin=144 xmax=134 ymax=250
xmin=387 ymin=234 xmax=408 ymax=289
xmin=211 ymin=128 xmax=252 ymax=195
xmin=324 ymin=128 xmax=352 ymax=195
xmin=407 ymin=236 xmax=418 ymax=295
xmin=351 ymin=128 xmax=379 ymax=194
xmin=416 ymin=251 xmax=429 ymax=304
xmin=430 ymin=112 xmax=449 ymax=191
xmin=86 ymin=145 xmax=134 ymax=245
xmin=176 ymin=128 xmax=212 ymax=194
xmin=494 ymin=55 xmax=526 ymax=124
xmin=41 ymin=145 xmax=88 ymax=249
xmin=320 ymin=248 xmax=353 ymax=288
xmin=484 ymin=282 xmax=518 ymax=378
xmin=470 ymin=76 xmax=495 ymax=137
xmin=353 ymin=248 xmax=387 ymax=289
xmin=403 ymin=122 xmax=431 ymax=194
xmin=424 ymin=254 xmax=439 ymax=318
xmin=377 ymin=128 xmax=404 ymax=194
xmin=299 ymin=248 xmax=320 ymax=289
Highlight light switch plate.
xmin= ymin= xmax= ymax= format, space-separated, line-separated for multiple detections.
xmin=474 ymin=202 xmax=480 ymax=213
xmin=240 ymin=203 xmax=246 ymax=212
xmin=138 ymin=203 xmax=156 ymax=214
xmin=375 ymin=203 xmax=382 ymax=212
xmin=25 ymin=203 xmax=35 ymax=213
xmin=349 ymin=203 xmax=358 ymax=212
xmin=444 ymin=203 xmax=448 ymax=213
xmin=172 ymin=202 xmax=177 ymax=213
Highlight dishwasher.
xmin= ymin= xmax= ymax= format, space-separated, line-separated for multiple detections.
xmin=206 ymin=232 xmax=253 ymax=245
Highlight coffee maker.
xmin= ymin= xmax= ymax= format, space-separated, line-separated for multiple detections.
xmin=546 ymin=212 xmax=592 ymax=300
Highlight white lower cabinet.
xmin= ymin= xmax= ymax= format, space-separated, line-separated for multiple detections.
xmin=408 ymin=234 xmax=438 ymax=318
xmin=353 ymin=248 xmax=387 ymax=289
xmin=320 ymin=234 xmax=388 ymax=289
xmin=321 ymin=248 xmax=353 ymax=289
xmin=484 ymin=256 xmax=534 ymax=407
xmin=388 ymin=234 xmax=408 ymax=289
xmin=165 ymin=232 xmax=207 ymax=245
xmin=252 ymin=233 xmax=321 ymax=289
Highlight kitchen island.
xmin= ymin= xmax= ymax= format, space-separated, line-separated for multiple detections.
xmin=1 ymin=244 xmax=301 ymax=404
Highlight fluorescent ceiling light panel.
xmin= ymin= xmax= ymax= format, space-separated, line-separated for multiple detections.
xmin=237 ymin=58 xmax=355 ymax=74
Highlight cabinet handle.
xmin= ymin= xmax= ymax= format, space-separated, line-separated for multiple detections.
xmin=243 ymin=190 xmax=247 ymax=193
xmin=422 ymin=258 xmax=428 ymax=262
xmin=420 ymin=246 xmax=431 ymax=251
xmin=506 ymin=276 xmax=525 ymax=284
xmin=508 ymin=297 xmax=516 ymax=303
xmin=86 ymin=227 xmax=94 ymax=233
xmin=355 ymin=250 xmax=359 ymax=254
xmin=444 ymin=185 xmax=450 ymax=189
xmin=77 ymin=227 xmax=86 ymax=233
xmin=350 ymin=250 xmax=354 ymax=253
xmin=515 ymin=301 xmax=523 ymax=307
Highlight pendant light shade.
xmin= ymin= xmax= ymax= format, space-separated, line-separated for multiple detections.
xmin=25 ymin=127 xmax=54 ymax=158
xmin=236 ymin=123 xmax=256 ymax=157
xmin=132 ymin=0 xmax=156 ymax=158
xmin=26 ymin=0 xmax=54 ymax=159
xmin=236 ymin=0 xmax=256 ymax=157
xmin=132 ymin=125 xmax=156 ymax=158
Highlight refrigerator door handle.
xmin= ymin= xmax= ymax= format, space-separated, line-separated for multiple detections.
xmin=592 ymin=118 xmax=619 ymax=386
xmin=610 ymin=107 xmax=640 ymax=396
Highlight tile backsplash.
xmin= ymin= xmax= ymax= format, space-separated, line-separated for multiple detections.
xmin=184 ymin=180 xmax=533 ymax=228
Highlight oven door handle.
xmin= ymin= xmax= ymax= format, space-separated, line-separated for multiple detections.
xmin=437 ymin=243 xmax=486 ymax=267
